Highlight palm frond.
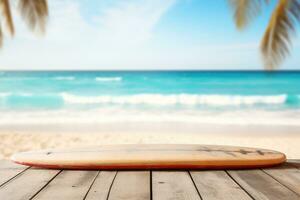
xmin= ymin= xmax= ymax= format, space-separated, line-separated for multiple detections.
xmin=261 ymin=0 xmax=300 ymax=69
xmin=18 ymin=0 xmax=48 ymax=33
xmin=229 ymin=0 xmax=269 ymax=29
xmin=0 ymin=0 xmax=14 ymax=35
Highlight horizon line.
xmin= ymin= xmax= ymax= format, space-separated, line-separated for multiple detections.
xmin=1 ymin=69 xmax=300 ymax=72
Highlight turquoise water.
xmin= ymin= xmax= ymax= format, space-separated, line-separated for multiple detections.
xmin=1 ymin=71 xmax=300 ymax=125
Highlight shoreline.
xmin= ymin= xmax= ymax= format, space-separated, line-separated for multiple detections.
xmin=1 ymin=122 xmax=300 ymax=134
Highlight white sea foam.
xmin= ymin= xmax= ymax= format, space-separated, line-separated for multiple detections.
xmin=95 ymin=77 xmax=122 ymax=82
xmin=60 ymin=93 xmax=287 ymax=106
xmin=0 ymin=77 xmax=37 ymax=81
xmin=0 ymin=93 xmax=11 ymax=97
xmin=53 ymin=76 xmax=75 ymax=81
xmin=0 ymin=93 xmax=35 ymax=97
xmin=1 ymin=108 xmax=300 ymax=126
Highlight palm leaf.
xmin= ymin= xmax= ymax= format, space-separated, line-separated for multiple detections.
xmin=261 ymin=0 xmax=300 ymax=69
xmin=229 ymin=0 xmax=269 ymax=29
xmin=0 ymin=0 xmax=14 ymax=35
xmin=18 ymin=0 xmax=48 ymax=33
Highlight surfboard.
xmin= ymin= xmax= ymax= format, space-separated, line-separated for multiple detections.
xmin=11 ymin=144 xmax=286 ymax=170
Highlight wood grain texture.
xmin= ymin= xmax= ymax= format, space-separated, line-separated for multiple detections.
xmin=0 ymin=168 xmax=59 ymax=200
xmin=1 ymin=160 xmax=300 ymax=200
xmin=11 ymin=144 xmax=286 ymax=170
xmin=228 ymin=169 xmax=300 ymax=200
xmin=85 ymin=171 xmax=117 ymax=200
xmin=152 ymin=171 xmax=201 ymax=200
xmin=0 ymin=160 xmax=28 ymax=187
xmin=32 ymin=170 xmax=98 ymax=200
xmin=108 ymin=171 xmax=150 ymax=200
xmin=190 ymin=170 xmax=251 ymax=200
xmin=288 ymin=159 xmax=300 ymax=169
xmin=263 ymin=164 xmax=300 ymax=196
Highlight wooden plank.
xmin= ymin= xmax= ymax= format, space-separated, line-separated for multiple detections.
xmin=288 ymin=160 xmax=300 ymax=169
xmin=263 ymin=164 xmax=300 ymax=196
xmin=0 ymin=160 xmax=28 ymax=186
xmin=0 ymin=160 xmax=27 ymax=170
xmin=190 ymin=170 xmax=251 ymax=200
xmin=152 ymin=171 xmax=201 ymax=200
xmin=0 ymin=168 xmax=60 ymax=200
xmin=85 ymin=171 xmax=117 ymax=200
xmin=108 ymin=171 xmax=150 ymax=200
xmin=228 ymin=169 xmax=300 ymax=200
xmin=33 ymin=170 xmax=98 ymax=200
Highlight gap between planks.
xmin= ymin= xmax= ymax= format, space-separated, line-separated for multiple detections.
xmin=262 ymin=163 xmax=300 ymax=197
xmin=227 ymin=168 xmax=300 ymax=200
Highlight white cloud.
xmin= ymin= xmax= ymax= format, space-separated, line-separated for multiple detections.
xmin=0 ymin=0 xmax=177 ymax=69
xmin=0 ymin=0 xmax=297 ymax=70
xmin=97 ymin=0 xmax=175 ymax=45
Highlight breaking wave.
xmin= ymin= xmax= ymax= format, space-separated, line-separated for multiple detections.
xmin=61 ymin=93 xmax=290 ymax=106
xmin=95 ymin=77 xmax=122 ymax=82
xmin=53 ymin=76 xmax=75 ymax=81
xmin=1 ymin=93 xmax=298 ymax=108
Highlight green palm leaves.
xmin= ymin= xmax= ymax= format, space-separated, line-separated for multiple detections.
xmin=0 ymin=0 xmax=48 ymax=47
xmin=229 ymin=0 xmax=300 ymax=69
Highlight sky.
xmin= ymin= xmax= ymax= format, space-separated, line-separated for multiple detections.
xmin=0 ymin=0 xmax=299 ymax=70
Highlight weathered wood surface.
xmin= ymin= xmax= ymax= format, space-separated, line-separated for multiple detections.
xmin=108 ymin=171 xmax=150 ymax=200
xmin=263 ymin=163 xmax=300 ymax=196
xmin=190 ymin=170 xmax=252 ymax=200
xmin=32 ymin=170 xmax=98 ymax=200
xmin=0 ymin=160 xmax=28 ymax=187
xmin=152 ymin=171 xmax=201 ymax=200
xmin=85 ymin=171 xmax=117 ymax=200
xmin=0 ymin=160 xmax=300 ymax=200
xmin=228 ymin=169 xmax=300 ymax=200
xmin=0 ymin=167 xmax=60 ymax=200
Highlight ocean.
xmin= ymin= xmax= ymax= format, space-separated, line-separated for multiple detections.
xmin=1 ymin=71 xmax=300 ymax=126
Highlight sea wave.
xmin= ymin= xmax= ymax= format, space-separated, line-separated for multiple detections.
xmin=1 ymin=108 xmax=300 ymax=126
xmin=60 ymin=93 xmax=289 ymax=106
xmin=1 ymin=93 xmax=297 ymax=107
xmin=0 ymin=92 xmax=35 ymax=97
xmin=0 ymin=76 xmax=76 ymax=81
xmin=95 ymin=77 xmax=122 ymax=82
xmin=0 ymin=77 xmax=38 ymax=81
xmin=0 ymin=93 xmax=11 ymax=97
xmin=53 ymin=76 xmax=75 ymax=81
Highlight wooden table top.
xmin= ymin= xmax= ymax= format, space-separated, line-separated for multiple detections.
xmin=0 ymin=160 xmax=299 ymax=200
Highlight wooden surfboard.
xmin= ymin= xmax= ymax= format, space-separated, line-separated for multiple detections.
xmin=11 ymin=144 xmax=286 ymax=170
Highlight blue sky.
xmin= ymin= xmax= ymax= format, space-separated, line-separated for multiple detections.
xmin=0 ymin=0 xmax=299 ymax=70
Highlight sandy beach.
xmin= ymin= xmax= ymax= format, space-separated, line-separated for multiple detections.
xmin=1 ymin=123 xmax=300 ymax=160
